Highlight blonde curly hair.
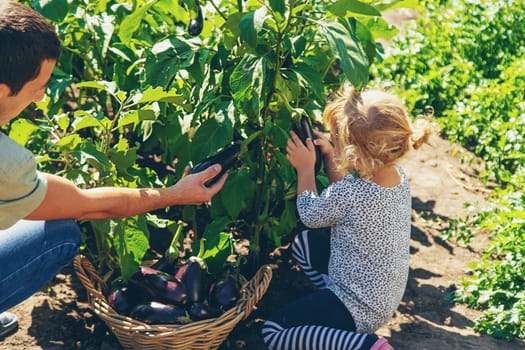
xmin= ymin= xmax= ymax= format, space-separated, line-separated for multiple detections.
xmin=323 ymin=85 xmax=437 ymax=179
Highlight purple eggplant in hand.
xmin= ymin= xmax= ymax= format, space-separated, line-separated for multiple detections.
xmin=189 ymin=143 xmax=240 ymax=187
xmin=131 ymin=301 xmax=190 ymax=325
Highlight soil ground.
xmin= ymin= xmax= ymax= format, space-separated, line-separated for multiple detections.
xmin=3 ymin=135 xmax=525 ymax=350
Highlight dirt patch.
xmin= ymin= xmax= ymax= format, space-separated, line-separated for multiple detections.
xmin=2 ymin=135 xmax=525 ymax=350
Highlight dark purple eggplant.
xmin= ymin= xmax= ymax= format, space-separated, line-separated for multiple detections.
xmin=180 ymin=256 xmax=207 ymax=303
xmin=129 ymin=266 xmax=189 ymax=305
xmin=208 ymin=267 xmax=241 ymax=311
xmin=131 ymin=301 xmax=190 ymax=325
xmin=107 ymin=284 xmax=145 ymax=315
xmin=189 ymin=143 xmax=241 ymax=186
xmin=174 ymin=262 xmax=189 ymax=281
xmin=107 ymin=287 xmax=131 ymax=314
xmin=188 ymin=302 xmax=222 ymax=321
xmin=187 ymin=0 xmax=203 ymax=36
xmin=293 ymin=115 xmax=323 ymax=174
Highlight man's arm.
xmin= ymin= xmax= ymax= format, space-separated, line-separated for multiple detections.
xmin=25 ymin=165 xmax=226 ymax=221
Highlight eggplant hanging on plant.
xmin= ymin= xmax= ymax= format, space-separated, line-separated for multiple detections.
xmin=131 ymin=301 xmax=190 ymax=325
xmin=189 ymin=143 xmax=241 ymax=187
xmin=187 ymin=0 xmax=203 ymax=36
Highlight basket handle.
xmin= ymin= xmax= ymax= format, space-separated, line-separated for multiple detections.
xmin=238 ymin=265 xmax=273 ymax=320
xmin=73 ymin=254 xmax=108 ymax=303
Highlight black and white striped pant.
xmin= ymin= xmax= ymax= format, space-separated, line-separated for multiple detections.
xmin=261 ymin=229 xmax=384 ymax=350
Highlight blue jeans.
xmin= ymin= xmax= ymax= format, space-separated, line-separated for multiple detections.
xmin=0 ymin=219 xmax=81 ymax=313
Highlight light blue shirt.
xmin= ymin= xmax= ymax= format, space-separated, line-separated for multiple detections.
xmin=0 ymin=132 xmax=48 ymax=229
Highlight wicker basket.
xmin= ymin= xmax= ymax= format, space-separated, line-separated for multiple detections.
xmin=73 ymin=255 xmax=272 ymax=350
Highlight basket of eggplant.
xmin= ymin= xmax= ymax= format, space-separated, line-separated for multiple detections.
xmin=73 ymin=241 xmax=272 ymax=350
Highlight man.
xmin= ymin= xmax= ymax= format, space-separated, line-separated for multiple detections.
xmin=0 ymin=1 xmax=227 ymax=337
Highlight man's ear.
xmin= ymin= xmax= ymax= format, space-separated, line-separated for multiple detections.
xmin=0 ymin=83 xmax=11 ymax=99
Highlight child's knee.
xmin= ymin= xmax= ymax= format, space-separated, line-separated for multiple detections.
xmin=291 ymin=230 xmax=309 ymax=261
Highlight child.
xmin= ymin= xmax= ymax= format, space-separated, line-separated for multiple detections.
xmin=261 ymin=85 xmax=436 ymax=350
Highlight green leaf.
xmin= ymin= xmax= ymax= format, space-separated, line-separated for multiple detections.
xmin=87 ymin=12 xmax=115 ymax=59
xmin=239 ymin=7 xmax=267 ymax=47
xmin=118 ymin=0 xmax=158 ymax=43
xmin=53 ymin=113 xmax=70 ymax=132
xmin=277 ymin=200 xmax=297 ymax=235
xmin=111 ymin=217 xmax=150 ymax=280
xmin=55 ymin=134 xmax=82 ymax=148
xmin=31 ymin=0 xmax=69 ymax=22
xmin=8 ymin=119 xmax=40 ymax=146
xmin=73 ymin=141 xmax=112 ymax=170
xmin=108 ymin=139 xmax=138 ymax=178
xmin=329 ymin=0 xmax=381 ymax=17
xmin=230 ymin=55 xmax=268 ymax=116
xmin=291 ymin=62 xmax=326 ymax=103
xmin=145 ymin=37 xmax=195 ymax=87
xmin=191 ymin=117 xmax=233 ymax=161
xmin=217 ymin=170 xmax=255 ymax=219
xmin=72 ymin=111 xmax=102 ymax=131
xmin=318 ymin=20 xmax=369 ymax=89
xmin=375 ymin=0 xmax=421 ymax=12
xmin=77 ymin=80 xmax=119 ymax=96
xmin=118 ymin=110 xmax=157 ymax=128
xmin=269 ymin=0 xmax=286 ymax=15
xmin=361 ymin=16 xmax=399 ymax=41
xmin=134 ymin=86 xmax=184 ymax=104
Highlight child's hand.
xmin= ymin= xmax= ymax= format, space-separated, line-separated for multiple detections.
xmin=286 ymin=130 xmax=317 ymax=173
xmin=313 ymin=130 xmax=335 ymax=158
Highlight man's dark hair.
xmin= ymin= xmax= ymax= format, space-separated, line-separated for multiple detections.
xmin=0 ymin=1 xmax=61 ymax=95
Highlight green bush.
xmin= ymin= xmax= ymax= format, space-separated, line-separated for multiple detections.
xmin=16 ymin=0 xmax=421 ymax=279
xmin=373 ymin=0 xmax=525 ymax=340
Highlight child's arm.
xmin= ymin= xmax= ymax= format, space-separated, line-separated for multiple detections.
xmin=286 ymin=131 xmax=317 ymax=193
xmin=313 ymin=130 xmax=345 ymax=183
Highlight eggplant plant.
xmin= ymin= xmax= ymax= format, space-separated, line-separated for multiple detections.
xmin=18 ymin=0 xmax=419 ymax=277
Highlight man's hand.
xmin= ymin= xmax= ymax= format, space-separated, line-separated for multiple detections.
xmin=170 ymin=164 xmax=228 ymax=206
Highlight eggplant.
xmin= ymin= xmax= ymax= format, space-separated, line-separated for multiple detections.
xmin=107 ymin=287 xmax=131 ymax=314
xmin=174 ymin=262 xmax=189 ymax=281
xmin=188 ymin=302 xmax=222 ymax=321
xmin=129 ymin=266 xmax=189 ymax=305
xmin=180 ymin=257 xmax=207 ymax=303
xmin=107 ymin=283 xmax=146 ymax=315
xmin=208 ymin=267 xmax=241 ymax=311
xmin=189 ymin=143 xmax=241 ymax=186
xmin=187 ymin=0 xmax=203 ymax=36
xmin=131 ymin=301 xmax=190 ymax=325
xmin=293 ymin=115 xmax=323 ymax=174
